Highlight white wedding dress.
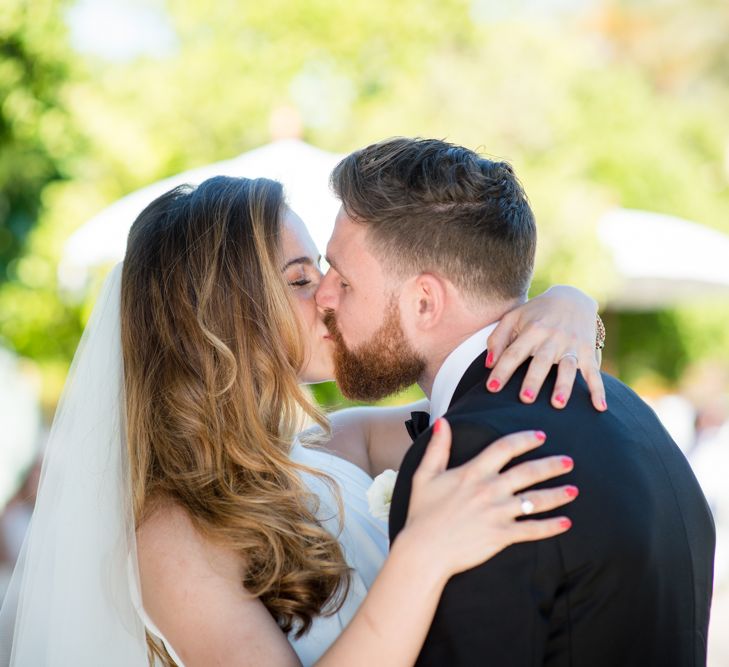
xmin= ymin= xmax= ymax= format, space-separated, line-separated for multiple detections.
xmin=288 ymin=441 xmax=389 ymax=663
xmin=132 ymin=439 xmax=389 ymax=666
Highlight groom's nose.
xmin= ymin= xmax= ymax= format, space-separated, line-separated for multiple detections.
xmin=315 ymin=269 xmax=338 ymax=311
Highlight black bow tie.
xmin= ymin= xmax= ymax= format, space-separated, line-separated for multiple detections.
xmin=405 ymin=411 xmax=431 ymax=441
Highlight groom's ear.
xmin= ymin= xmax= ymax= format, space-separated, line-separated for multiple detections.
xmin=404 ymin=273 xmax=446 ymax=331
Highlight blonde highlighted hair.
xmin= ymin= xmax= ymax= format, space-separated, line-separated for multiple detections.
xmin=120 ymin=176 xmax=349 ymax=664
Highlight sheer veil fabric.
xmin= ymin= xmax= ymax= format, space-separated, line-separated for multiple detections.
xmin=0 ymin=263 xmax=149 ymax=665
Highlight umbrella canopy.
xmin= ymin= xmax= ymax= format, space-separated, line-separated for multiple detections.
xmin=60 ymin=139 xmax=344 ymax=291
xmin=598 ymin=208 xmax=729 ymax=309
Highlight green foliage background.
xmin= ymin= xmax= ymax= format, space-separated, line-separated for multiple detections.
xmin=1 ymin=0 xmax=728 ymax=413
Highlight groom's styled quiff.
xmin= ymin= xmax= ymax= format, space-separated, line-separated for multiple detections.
xmin=331 ymin=137 xmax=536 ymax=301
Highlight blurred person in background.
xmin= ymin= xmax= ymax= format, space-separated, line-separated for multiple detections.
xmin=690 ymin=397 xmax=729 ymax=585
xmin=0 ymin=462 xmax=41 ymax=563
xmin=0 ymin=460 xmax=41 ymax=604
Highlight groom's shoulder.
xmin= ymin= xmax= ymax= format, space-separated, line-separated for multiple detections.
xmin=447 ymin=363 xmax=664 ymax=436
xmin=599 ymin=370 xmax=665 ymax=422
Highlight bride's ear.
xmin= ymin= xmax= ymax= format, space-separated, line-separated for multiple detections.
xmin=403 ymin=273 xmax=446 ymax=331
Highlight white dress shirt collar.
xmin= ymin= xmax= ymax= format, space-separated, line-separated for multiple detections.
xmin=428 ymin=322 xmax=499 ymax=425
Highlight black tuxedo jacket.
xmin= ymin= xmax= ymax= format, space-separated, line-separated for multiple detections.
xmin=389 ymin=352 xmax=715 ymax=666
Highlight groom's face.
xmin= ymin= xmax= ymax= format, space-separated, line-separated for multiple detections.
xmin=316 ymin=207 xmax=425 ymax=400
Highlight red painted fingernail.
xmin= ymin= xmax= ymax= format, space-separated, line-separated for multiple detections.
xmin=488 ymin=379 xmax=501 ymax=391
xmin=561 ymin=456 xmax=574 ymax=470
xmin=433 ymin=418 xmax=442 ymax=434
xmin=486 ymin=351 xmax=494 ymax=367
xmin=565 ymin=485 xmax=579 ymax=498
xmin=559 ymin=518 xmax=572 ymax=530
xmin=522 ymin=388 xmax=535 ymax=400
xmin=535 ymin=430 xmax=546 ymax=443
xmin=555 ymin=393 xmax=566 ymax=405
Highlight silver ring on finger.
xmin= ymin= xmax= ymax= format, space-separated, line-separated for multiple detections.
xmin=558 ymin=351 xmax=578 ymax=363
xmin=519 ymin=495 xmax=535 ymax=516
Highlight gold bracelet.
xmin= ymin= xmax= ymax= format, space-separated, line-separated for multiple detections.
xmin=596 ymin=314 xmax=606 ymax=350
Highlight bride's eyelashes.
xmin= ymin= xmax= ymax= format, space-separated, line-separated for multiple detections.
xmin=287 ymin=269 xmax=322 ymax=290
xmin=284 ymin=260 xmax=323 ymax=291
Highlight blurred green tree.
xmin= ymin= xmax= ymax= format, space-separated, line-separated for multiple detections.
xmin=0 ymin=0 xmax=79 ymax=281
xmin=0 ymin=1 xmax=91 ymax=412
xmin=1 ymin=0 xmax=728 ymax=411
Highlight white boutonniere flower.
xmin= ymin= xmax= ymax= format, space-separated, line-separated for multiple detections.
xmin=366 ymin=469 xmax=398 ymax=521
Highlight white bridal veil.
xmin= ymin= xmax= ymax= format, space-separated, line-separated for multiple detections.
xmin=0 ymin=263 xmax=149 ymax=665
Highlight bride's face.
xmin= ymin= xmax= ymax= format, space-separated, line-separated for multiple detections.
xmin=280 ymin=208 xmax=335 ymax=383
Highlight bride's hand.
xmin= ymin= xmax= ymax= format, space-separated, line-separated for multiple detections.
xmin=404 ymin=419 xmax=576 ymax=577
xmin=485 ymin=285 xmax=606 ymax=411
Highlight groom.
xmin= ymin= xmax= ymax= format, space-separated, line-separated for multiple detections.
xmin=316 ymin=137 xmax=715 ymax=666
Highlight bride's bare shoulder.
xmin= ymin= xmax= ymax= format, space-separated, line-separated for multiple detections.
xmin=136 ymin=497 xmax=242 ymax=582
xmin=135 ymin=502 xmax=302 ymax=665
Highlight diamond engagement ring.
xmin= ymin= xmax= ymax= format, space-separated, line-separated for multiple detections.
xmin=519 ymin=495 xmax=535 ymax=516
xmin=558 ymin=352 xmax=578 ymax=363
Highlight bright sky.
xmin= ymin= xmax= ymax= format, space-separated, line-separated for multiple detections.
xmin=65 ymin=0 xmax=177 ymax=62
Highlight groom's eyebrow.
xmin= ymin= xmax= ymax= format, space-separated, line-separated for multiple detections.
xmin=324 ymin=254 xmax=342 ymax=274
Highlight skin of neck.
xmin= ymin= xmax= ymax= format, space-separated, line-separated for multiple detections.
xmin=411 ymin=287 xmax=524 ymax=399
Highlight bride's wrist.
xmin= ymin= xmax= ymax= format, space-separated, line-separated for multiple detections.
xmin=391 ymin=524 xmax=451 ymax=591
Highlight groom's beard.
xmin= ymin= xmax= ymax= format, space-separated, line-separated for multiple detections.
xmin=323 ymin=301 xmax=426 ymax=402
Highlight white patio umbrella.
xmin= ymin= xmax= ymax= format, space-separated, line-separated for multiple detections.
xmin=598 ymin=208 xmax=729 ymax=309
xmin=59 ymin=139 xmax=344 ymax=291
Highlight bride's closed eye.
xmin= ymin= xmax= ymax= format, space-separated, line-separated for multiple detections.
xmin=285 ymin=265 xmax=322 ymax=291
xmin=282 ymin=254 xmax=323 ymax=293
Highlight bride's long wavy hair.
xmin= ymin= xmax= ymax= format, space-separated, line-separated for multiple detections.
xmin=120 ymin=176 xmax=349 ymax=664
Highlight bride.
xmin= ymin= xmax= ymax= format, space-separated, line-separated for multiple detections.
xmin=0 ymin=175 xmax=599 ymax=666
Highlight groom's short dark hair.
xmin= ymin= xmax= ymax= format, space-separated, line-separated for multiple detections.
xmin=330 ymin=137 xmax=536 ymax=301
